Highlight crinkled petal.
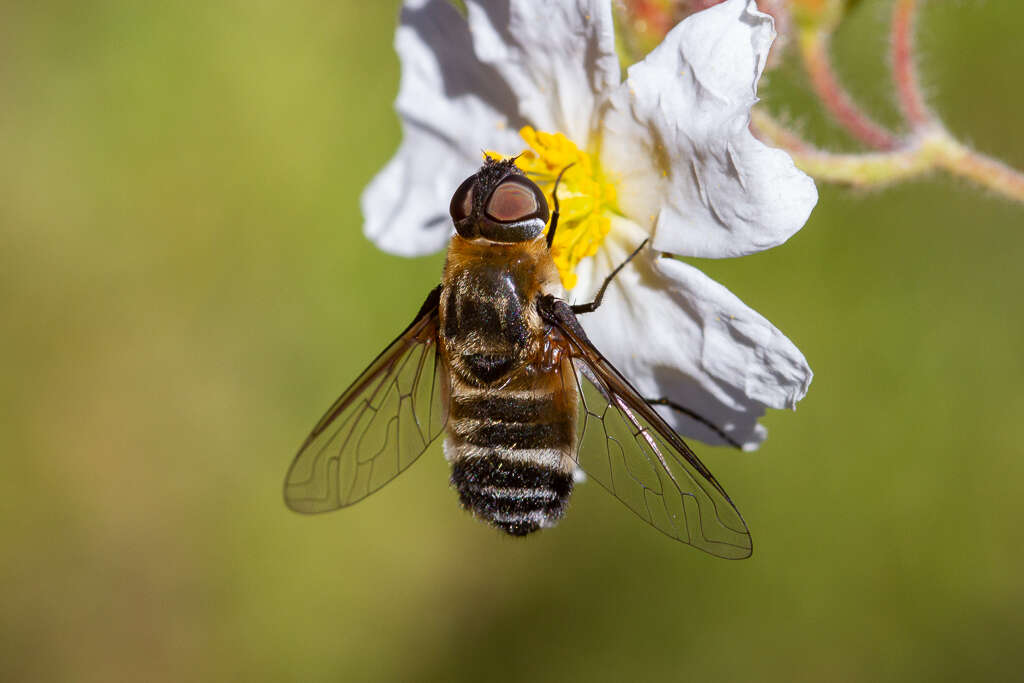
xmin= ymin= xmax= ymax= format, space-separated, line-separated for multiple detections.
xmin=576 ymin=228 xmax=812 ymax=449
xmin=362 ymin=0 xmax=524 ymax=256
xmin=465 ymin=0 xmax=619 ymax=147
xmin=568 ymin=212 xmax=649 ymax=302
xmin=599 ymin=0 xmax=817 ymax=259
xmin=362 ymin=133 xmax=487 ymax=256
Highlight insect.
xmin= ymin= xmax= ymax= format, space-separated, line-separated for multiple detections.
xmin=284 ymin=157 xmax=752 ymax=559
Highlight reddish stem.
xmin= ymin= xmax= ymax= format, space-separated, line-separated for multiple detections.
xmin=802 ymin=33 xmax=900 ymax=151
xmin=892 ymin=0 xmax=932 ymax=127
xmin=937 ymin=138 xmax=1024 ymax=201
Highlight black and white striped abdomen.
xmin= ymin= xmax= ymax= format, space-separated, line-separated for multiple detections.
xmin=447 ymin=389 xmax=576 ymax=536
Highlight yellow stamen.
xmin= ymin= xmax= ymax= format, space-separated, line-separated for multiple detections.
xmin=486 ymin=126 xmax=618 ymax=290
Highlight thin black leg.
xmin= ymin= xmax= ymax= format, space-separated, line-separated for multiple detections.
xmin=546 ymin=163 xmax=575 ymax=249
xmin=646 ymin=397 xmax=743 ymax=450
xmin=570 ymin=239 xmax=648 ymax=315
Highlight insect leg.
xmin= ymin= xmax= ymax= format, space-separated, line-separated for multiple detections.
xmin=645 ymin=397 xmax=743 ymax=450
xmin=546 ymin=163 xmax=575 ymax=249
xmin=570 ymin=239 xmax=649 ymax=315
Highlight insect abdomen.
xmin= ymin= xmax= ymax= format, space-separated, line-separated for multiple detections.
xmin=450 ymin=456 xmax=572 ymax=536
xmin=447 ymin=389 xmax=575 ymax=535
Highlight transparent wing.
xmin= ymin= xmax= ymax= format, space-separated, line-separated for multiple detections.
xmin=555 ymin=328 xmax=752 ymax=559
xmin=284 ymin=288 xmax=448 ymax=513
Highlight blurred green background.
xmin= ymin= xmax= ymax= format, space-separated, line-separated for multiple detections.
xmin=3 ymin=1 xmax=1023 ymax=681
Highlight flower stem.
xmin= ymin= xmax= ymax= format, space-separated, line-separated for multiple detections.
xmin=752 ymin=110 xmax=922 ymax=186
xmin=752 ymin=111 xmax=1024 ymax=201
xmin=891 ymin=0 xmax=933 ymax=127
xmin=799 ymin=29 xmax=899 ymax=151
xmin=931 ymin=133 xmax=1024 ymax=201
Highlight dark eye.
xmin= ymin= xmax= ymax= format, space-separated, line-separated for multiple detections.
xmin=485 ymin=177 xmax=548 ymax=223
xmin=449 ymin=175 xmax=475 ymax=222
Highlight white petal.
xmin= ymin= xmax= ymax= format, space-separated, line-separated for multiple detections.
xmin=465 ymin=0 xmax=619 ymax=146
xmin=363 ymin=133 xmax=480 ymax=256
xmin=363 ymin=0 xmax=523 ymax=256
xmin=568 ymin=214 xmax=649 ymax=302
xmin=599 ymin=0 xmax=817 ymax=259
xmin=577 ymin=236 xmax=812 ymax=449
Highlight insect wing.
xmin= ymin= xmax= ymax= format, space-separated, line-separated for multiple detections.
xmin=558 ymin=333 xmax=752 ymax=559
xmin=284 ymin=292 xmax=448 ymax=513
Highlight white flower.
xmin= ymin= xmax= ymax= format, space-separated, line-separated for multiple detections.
xmin=361 ymin=0 xmax=817 ymax=450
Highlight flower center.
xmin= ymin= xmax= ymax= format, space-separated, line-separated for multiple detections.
xmin=492 ymin=126 xmax=617 ymax=290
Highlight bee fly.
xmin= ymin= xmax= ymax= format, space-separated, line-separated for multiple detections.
xmin=284 ymin=157 xmax=752 ymax=558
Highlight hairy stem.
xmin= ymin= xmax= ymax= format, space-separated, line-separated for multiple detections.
xmin=752 ymin=111 xmax=1024 ymax=202
xmin=799 ymin=29 xmax=899 ymax=150
xmin=891 ymin=0 xmax=933 ymax=127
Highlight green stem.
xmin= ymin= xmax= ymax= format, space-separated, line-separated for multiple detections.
xmin=752 ymin=111 xmax=1024 ymax=202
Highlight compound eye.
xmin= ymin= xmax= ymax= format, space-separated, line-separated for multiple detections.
xmin=449 ymin=175 xmax=475 ymax=223
xmin=485 ymin=177 xmax=547 ymax=223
